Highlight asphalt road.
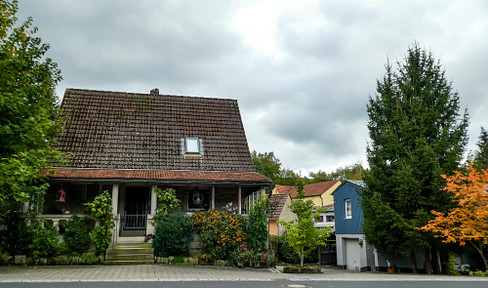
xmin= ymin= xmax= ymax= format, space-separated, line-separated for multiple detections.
xmin=1 ymin=280 xmax=488 ymax=288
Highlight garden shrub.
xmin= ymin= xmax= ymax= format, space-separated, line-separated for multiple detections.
xmin=271 ymin=234 xmax=319 ymax=264
xmin=63 ymin=215 xmax=92 ymax=255
xmin=153 ymin=212 xmax=193 ymax=257
xmin=246 ymin=196 xmax=269 ymax=252
xmin=229 ymin=241 xmax=270 ymax=267
xmin=154 ymin=188 xmax=181 ymax=222
xmin=0 ymin=208 xmax=32 ymax=257
xmin=278 ymin=234 xmax=300 ymax=264
xmin=84 ymin=190 xmax=114 ymax=257
xmin=192 ymin=210 xmax=246 ymax=260
xmin=28 ymin=219 xmax=58 ymax=260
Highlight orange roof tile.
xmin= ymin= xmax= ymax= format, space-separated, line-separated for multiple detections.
xmin=49 ymin=167 xmax=270 ymax=184
xmin=275 ymin=181 xmax=341 ymax=198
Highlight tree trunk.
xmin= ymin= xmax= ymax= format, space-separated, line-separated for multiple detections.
xmin=424 ymin=249 xmax=433 ymax=274
xmin=410 ymin=251 xmax=418 ymax=273
xmin=470 ymin=241 xmax=488 ymax=272
xmin=300 ymin=246 xmax=304 ymax=270
xmin=432 ymin=248 xmax=441 ymax=274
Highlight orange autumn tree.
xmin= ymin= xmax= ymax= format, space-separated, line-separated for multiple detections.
xmin=419 ymin=163 xmax=488 ymax=271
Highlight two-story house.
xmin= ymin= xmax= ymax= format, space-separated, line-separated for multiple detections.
xmin=43 ymin=88 xmax=271 ymax=240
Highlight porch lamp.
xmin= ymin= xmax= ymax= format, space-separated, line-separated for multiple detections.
xmin=193 ymin=187 xmax=203 ymax=205
xmin=56 ymin=189 xmax=66 ymax=202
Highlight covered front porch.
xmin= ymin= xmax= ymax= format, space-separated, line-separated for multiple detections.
xmin=42 ymin=182 xmax=267 ymax=239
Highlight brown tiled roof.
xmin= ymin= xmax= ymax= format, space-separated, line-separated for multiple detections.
xmin=275 ymin=181 xmax=341 ymax=198
xmin=52 ymin=88 xmax=270 ymax=184
xmin=48 ymin=168 xmax=270 ymax=184
xmin=275 ymin=185 xmax=296 ymax=195
xmin=269 ymin=193 xmax=290 ymax=221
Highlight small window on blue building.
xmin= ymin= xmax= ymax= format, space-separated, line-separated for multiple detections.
xmin=345 ymin=199 xmax=352 ymax=219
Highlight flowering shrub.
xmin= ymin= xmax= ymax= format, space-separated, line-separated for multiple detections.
xmin=191 ymin=210 xmax=245 ymax=260
xmin=230 ymin=242 xmax=270 ymax=268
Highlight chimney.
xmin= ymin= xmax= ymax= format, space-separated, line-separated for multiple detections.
xmin=150 ymin=88 xmax=159 ymax=95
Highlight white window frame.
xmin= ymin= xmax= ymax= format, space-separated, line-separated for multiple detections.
xmin=185 ymin=137 xmax=200 ymax=153
xmin=345 ymin=199 xmax=352 ymax=219
xmin=181 ymin=137 xmax=204 ymax=155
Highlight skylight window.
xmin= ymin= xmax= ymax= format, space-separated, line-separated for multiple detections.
xmin=181 ymin=137 xmax=204 ymax=155
xmin=186 ymin=138 xmax=199 ymax=153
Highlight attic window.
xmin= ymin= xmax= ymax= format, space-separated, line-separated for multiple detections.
xmin=345 ymin=199 xmax=352 ymax=219
xmin=181 ymin=137 xmax=204 ymax=155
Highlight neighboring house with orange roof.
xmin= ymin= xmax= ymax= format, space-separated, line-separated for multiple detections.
xmin=42 ymin=88 xmax=271 ymax=240
xmin=272 ymin=181 xmax=341 ymax=230
xmin=268 ymin=193 xmax=296 ymax=236
xmin=272 ymin=180 xmax=342 ymax=208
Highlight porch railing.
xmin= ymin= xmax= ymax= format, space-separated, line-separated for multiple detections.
xmin=122 ymin=212 xmax=147 ymax=231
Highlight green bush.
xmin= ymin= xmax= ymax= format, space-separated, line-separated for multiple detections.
xmin=84 ymin=191 xmax=114 ymax=256
xmin=278 ymin=234 xmax=300 ymax=264
xmin=0 ymin=208 xmax=32 ymax=257
xmin=153 ymin=212 xmax=194 ymax=257
xmin=271 ymin=234 xmax=318 ymax=264
xmin=63 ymin=215 xmax=92 ymax=255
xmin=246 ymin=196 xmax=269 ymax=252
xmin=28 ymin=219 xmax=58 ymax=260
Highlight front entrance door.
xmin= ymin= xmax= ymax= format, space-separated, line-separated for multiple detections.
xmin=121 ymin=186 xmax=149 ymax=236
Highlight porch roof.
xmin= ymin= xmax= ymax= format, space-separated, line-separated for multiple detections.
xmin=48 ymin=167 xmax=271 ymax=185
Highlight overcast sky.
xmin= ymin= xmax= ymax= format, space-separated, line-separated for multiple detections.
xmin=17 ymin=0 xmax=488 ymax=175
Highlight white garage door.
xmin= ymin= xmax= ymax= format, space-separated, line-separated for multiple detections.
xmin=345 ymin=238 xmax=360 ymax=271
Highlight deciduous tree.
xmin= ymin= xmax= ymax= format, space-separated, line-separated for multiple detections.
xmin=309 ymin=162 xmax=365 ymax=182
xmin=251 ymin=151 xmax=282 ymax=182
xmin=362 ymin=43 xmax=469 ymax=273
xmin=419 ymin=164 xmax=488 ymax=271
xmin=280 ymin=182 xmax=330 ymax=269
xmin=0 ymin=0 xmax=64 ymax=215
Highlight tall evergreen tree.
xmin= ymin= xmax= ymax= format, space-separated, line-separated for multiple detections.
xmin=474 ymin=127 xmax=488 ymax=169
xmin=361 ymin=44 xmax=469 ymax=273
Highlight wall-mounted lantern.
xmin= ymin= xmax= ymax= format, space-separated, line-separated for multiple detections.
xmin=56 ymin=189 xmax=66 ymax=202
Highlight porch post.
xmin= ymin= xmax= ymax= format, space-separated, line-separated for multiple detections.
xmin=111 ymin=184 xmax=119 ymax=214
xmin=150 ymin=185 xmax=157 ymax=215
xmin=211 ymin=186 xmax=215 ymax=209
xmin=238 ymin=186 xmax=242 ymax=214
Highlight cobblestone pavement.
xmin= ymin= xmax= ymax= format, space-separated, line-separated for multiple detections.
xmin=0 ymin=265 xmax=486 ymax=282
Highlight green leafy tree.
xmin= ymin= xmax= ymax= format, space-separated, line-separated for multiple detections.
xmin=280 ymin=182 xmax=330 ymax=269
xmin=0 ymin=0 xmax=64 ymax=215
xmin=474 ymin=127 xmax=488 ymax=170
xmin=153 ymin=187 xmax=181 ymax=222
xmin=309 ymin=162 xmax=366 ymax=182
xmin=252 ymin=150 xmax=307 ymax=185
xmin=84 ymin=191 xmax=114 ymax=257
xmin=251 ymin=151 xmax=282 ymax=181
xmin=362 ymin=44 xmax=469 ymax=273
xmin=275 ymin=168 xmax=306 ymax=186
xmin=246 ymin=195 xmax=269 ymax=252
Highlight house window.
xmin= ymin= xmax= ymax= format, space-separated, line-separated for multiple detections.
xmin=345 ymin=199 xmax=352 ymax=219
xmin=326 ymin=215 xmax=335 ymax=223
xmin=315 ymin=216 xmax=324 ymax=223
xmin=181 ymin=137 xmax=204 ymax=155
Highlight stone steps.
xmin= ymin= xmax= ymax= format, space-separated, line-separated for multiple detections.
xmin=105 ymin=242 xmax=154 ymax=265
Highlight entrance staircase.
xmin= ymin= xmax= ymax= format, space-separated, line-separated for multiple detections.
xmin=106 ymin=240 xmax=154 ymax=265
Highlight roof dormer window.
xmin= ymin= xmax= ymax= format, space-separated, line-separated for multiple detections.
xmin=181 ymin=137 xmax=204 ymax=155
